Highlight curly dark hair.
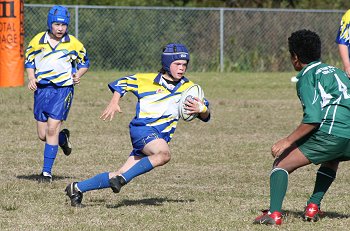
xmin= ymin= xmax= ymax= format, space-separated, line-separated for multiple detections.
xmin=288 ymin=29 xmax=321 ymax=64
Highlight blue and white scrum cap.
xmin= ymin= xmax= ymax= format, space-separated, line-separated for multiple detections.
xmin=47 ymin=5 xmax=70 ymax=33
xmin=161 ymin=43 xmax=190 ymax=74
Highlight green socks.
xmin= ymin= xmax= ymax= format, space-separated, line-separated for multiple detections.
xmin=268 ymin=166 xmax=336 ymax=213
xmin=270 ymin=168 xmax=289 ymax=213
xmin=307 ymin=166 xmax=336 ymax=207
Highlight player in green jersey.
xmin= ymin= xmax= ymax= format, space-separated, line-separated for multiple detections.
xmin=254 ymin=29 xmax=350 ymax=225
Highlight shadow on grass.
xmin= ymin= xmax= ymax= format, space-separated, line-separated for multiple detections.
xmin=106 ymin=197 xmax=195 ymax=209
xmin=16 ymin=174 xmax=73 ymax=182
xmin=284 ymin=209 xmax=350 ymax=220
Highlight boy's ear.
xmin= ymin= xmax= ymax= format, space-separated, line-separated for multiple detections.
xmin=291 ymin=53 xmax=298 ymax=64
xmin=291 ymin=54 xmax=303 ymax=71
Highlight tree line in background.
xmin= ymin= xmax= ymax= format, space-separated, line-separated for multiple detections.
xmin=26 ymin=0 xmax=350 ymax=10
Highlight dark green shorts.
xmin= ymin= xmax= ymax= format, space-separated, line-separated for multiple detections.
xmin=296 ymin=130 xmax=350 ymax=164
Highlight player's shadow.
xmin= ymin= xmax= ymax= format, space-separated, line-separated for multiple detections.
xmin=16 ymin=174 xmax=73 ymax=182
xmin=285 ymin=209 xmax=350 ymax=220
xmin=106 ymin=197 xmax=195 ymax=209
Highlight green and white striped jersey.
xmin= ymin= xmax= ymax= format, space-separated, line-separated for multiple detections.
xmin=296 ymin=61 xmax=350 ymax=139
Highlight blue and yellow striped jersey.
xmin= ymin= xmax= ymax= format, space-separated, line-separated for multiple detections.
xmin=25 ymin=31 xmax=90 ymax=87
xmin=336 ymin=9 xmax=350 ymax=46
xmin=108 ymin=73 xmax=197 ymax=142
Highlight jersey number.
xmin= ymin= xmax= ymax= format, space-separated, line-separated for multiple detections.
xmin=334 ymin=73 xmax=350 ymax=99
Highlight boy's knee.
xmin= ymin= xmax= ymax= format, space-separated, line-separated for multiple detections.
xmin=37 ymin=131 xmax=46 ymax=141
xmin=46 ymin=126 xmax=58 ymax=137
xmin=157 ymin=150 xmax=171 ymax=165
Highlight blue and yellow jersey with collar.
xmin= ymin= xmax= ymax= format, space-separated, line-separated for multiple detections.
xmin=108 ymin=73 xmax=201 ymax=142
xmin=296 ymin=61 xmax=350 ymax=139
xmin=336 ymin=9 xmax=350 ymax=46
xmin=25 ymin=31 xmax=90 ymax=87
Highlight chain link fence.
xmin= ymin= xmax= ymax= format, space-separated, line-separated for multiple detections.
xmin=24 ymin=5 xmax=345 ymax=72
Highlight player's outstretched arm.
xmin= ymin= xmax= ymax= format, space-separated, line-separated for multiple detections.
xmin=100 ymin=91 xmax=122 ymax=121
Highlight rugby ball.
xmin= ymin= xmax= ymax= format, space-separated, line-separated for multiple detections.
xmin=179 ymin=84 xmax=205 ymax=122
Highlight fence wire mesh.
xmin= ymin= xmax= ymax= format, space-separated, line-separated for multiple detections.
xmin=24 ymin=5 xmax=345 ymax=72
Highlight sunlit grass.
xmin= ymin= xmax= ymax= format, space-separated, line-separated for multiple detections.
xmin=1 ymin=71 xmax=350 ymax=230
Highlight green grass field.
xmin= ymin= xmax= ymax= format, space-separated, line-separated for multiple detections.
xmin=2 ymin=71 xmax=350 ymax=230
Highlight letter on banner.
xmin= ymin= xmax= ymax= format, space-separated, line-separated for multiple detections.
xmin=0 ymin=0 xmax=24 ymax=87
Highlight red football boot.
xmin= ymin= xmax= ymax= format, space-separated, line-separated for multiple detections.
xmin=253 ymin=210 xmax=282 ymax=225
xmin=303 ymin=203 xmax=324 ymax=222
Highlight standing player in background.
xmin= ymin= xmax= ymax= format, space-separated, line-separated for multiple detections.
xmin=336 ymin=9 xmax=350 ymax=77
xmin=254 ymin=29 xmax=350 ymax=225
xmin=65 ymin=43 xmax=210 ymax=207
xmin=25 ymin=5 xmax=90 ymax=182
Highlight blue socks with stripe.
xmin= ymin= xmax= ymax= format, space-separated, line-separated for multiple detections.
xmin=42 ymin=143 xmax=58 ymax=174
xmin=77 ymin=172 xmax=110 ymax=193
xmin=121 ymin=157 xmax=154 ymax=183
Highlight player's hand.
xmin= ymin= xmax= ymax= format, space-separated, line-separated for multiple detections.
xmin=271 ymin=138 xmax=292 ymax=158
xmin=100 ymin=103 xmax=122 ymax=121
xmin=27 ymin=78 xmax=38 ymax=91
xmin=73 ymin=73 xmax=81 ymax=85
xmin=184 ymin=97 xmax=207 ymax=114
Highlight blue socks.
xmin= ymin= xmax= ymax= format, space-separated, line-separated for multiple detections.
xmin=42 ymin=143 xmax=58 ymax=174
xmin=75 ymin=157 xmax=154 ymax=193
xmin=42 ymin=130 xmax=68 ymax=175
xmin=77 ymin=172 xmax=110 ymax=193
xmin=121 ymin=157 xmax=154 ymax=183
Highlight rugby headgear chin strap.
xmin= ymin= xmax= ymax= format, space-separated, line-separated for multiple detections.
xmin=161 ymin=43 xmax=190 ymax=77
xmin=47 ymin=5 xmax=70 ymax=33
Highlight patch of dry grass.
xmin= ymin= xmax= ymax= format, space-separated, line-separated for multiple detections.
xmin=1 ymin=71 xmax=350 ymax=230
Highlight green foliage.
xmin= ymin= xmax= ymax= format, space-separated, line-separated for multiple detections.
xmin=78 ymin=8 xmax=196 ymax=71
xmin=23 ymin=4 xmax=345 ymax=72
xmin=23 ymin=6 xmax=226 ymax=72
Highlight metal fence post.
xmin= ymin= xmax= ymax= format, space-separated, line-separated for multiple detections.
xmin=75 ymin=5 xmax=79 ymax=39
xmin=220 ymin=8 xmax=224 ymax=72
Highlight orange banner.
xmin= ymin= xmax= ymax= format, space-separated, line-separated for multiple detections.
xmin=0 ymin=0 xmax=24 ymax=87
